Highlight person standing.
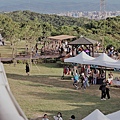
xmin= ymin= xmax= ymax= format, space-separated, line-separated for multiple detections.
xmin=81 ymin=73 xmax=87 ymax=89
xmin=72 ymin=72 xmax=79 ymax=89
xmin=106 ymin=83 xmax=110 ymax=99
xmin=93 ymin=69 xmax=97 ymax=84
xmin=99 ymin=81 xmax=106 ymax=100
xmin=25 ymin=62 xmax=30 ymax=76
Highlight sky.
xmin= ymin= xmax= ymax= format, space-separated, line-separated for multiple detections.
xmin=0 ymin=0 xmax=119 ymax=13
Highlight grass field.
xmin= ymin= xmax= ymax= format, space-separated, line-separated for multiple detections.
xmin=3 ymin=63 xmax=120 ymax=120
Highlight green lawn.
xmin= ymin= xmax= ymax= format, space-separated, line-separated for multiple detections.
xmin=4 ymin=63 xmax=120 ymax=120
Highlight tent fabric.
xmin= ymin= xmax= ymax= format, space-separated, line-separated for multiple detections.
xmin=112 ymin=80 xmax=120 ymax=86
xmin=0 ymin=62 xmax=28 ymax=120
xmin=84 ymin=53 xmax=119 ymax=68
xmin=82 ymin=109 xmax=110 ymax=120
xmin=64 ymin=51 xmax=94 ymax=64
xmin=106 ymin=60 xmax=120 ymax=69
xmin=106 ymin=110 xmax=120 ymax=120
xmin=64 ymin=52 xmax=120 ymax=68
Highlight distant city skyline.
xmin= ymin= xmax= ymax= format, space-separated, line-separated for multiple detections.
xmin=57 ymin=11 xmax=120 ymax=20
xmin=0 ymin=0 xmax=120 ymax=14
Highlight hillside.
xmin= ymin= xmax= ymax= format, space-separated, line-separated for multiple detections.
xmin=0 ymin=10 xmax=120 ymax=50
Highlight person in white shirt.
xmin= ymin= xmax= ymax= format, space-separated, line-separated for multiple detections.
xmin=53 ymin=112 xmax=63 ymax=120
xmin=42 ymin=114 xmax=49 ymax=120
xmin=107 ymin=73 xmax=113 ymax=85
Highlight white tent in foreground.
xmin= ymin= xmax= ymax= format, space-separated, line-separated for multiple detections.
xmin=82 ymin=109 xmax=110 ymax=120
xmin=106 ymin=110 xmax=120 ymax=120
xmin=64 ymin=51 xmax=94 ymax=64
xmin=0 ymin=62 xmax=28 ymax=120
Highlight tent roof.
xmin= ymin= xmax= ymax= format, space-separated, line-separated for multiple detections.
xmin=106 ymin=110 xmax=120 ymax=120
xmin=68 ymin=36 xmax=97 ymax=45
xmin=82 ymin=109 xmax=110 ymax=120
xmin=106 ymin=60 xmax=120 ymax=69
xmin=84 ymin=53 xmax=118 ymax=67
xmin=92 ymin=53 xmax=117 ymax=63
xmin=64 ymin=51 xmax=94 ymax=64
xmin=48 ymin=35 xmax=76 ymax=41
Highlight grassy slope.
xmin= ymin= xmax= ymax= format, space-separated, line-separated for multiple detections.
xmin=4 ymin=63 xmax=120 ymax=120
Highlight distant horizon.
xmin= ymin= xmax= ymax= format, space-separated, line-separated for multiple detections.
xmin=0 ymin=0 xmax=120 ymax=14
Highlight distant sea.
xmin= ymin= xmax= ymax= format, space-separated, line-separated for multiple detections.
xmin=0 ymin=0 xmax=120 ymax=14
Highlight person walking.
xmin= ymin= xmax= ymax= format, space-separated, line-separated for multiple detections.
xmin=72 ymin=72 xmax=79 ymax=89
xmin=25 ymin=62 xmax=30 ymax=75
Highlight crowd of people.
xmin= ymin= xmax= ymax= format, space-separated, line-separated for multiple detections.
xmin=63 ymin=64 xmax=113 ymax=85
xmin=106 ymin=46 xmax=119 ymax=60
xmin=40 ymin=40 xmax=94 ymax=57
xmin=36 ymin=112 xmax=76 ymax=120
xmin=62 ymin=64 xmax=114 ymax=101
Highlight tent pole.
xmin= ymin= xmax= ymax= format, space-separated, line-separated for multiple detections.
xmin=92 ymin=45 xmax=94 ymax=57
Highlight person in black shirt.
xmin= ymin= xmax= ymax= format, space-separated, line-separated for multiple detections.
xmin=25 ymin=62 xmax=30 ymax=76
xmin=99 ymin=81 xmax=107 ymax=100
xmin=106 ymin=83 xmax=110 ymax=99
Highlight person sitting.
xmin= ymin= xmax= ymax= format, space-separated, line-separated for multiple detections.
xmin=42 ymin=114 xmax=49 ymax=120
xmin=53 ymin=112 xmax=63 ymax=120
xmin=69 ymin=115 xmax=75 ymax=120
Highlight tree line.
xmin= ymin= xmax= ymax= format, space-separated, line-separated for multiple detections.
xmin=0 ymin=10 xmax=120 ymax=50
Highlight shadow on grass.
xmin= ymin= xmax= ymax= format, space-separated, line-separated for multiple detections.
xmin=7 ymin=73 xmax=120 ymax=120
xmin=6 ymin=73 xmax=72 ymax=89
xmin=34 ymin=63 xmax=63 ymax=68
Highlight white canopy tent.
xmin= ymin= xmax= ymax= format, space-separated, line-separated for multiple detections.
xmin=82 ymin=109 xmax=110 ymax=120
xmin=64 ymin=51 xmax=94 ymax=64
xmin=106 ymin=60 xmax=120 ymax=69
xmin=64 ymin=52 xmax=120 ymax=69
xmin=106 ymin=110 xmax=120 ymax=120
xmin=84 ymin=53 xmax=120 ymax=68
xmin=0 ymin=62 xmax=28 ymax=120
